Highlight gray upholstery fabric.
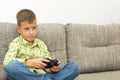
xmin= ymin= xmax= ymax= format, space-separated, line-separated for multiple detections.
xmin=1 ymin=22 xmax=120 ymax=80
xmin=0 ymin=23 xmax=18 ymax=80
xmin=75 ymin=70 xmax=120 ymax=80
xmin=0 ymin=63 xmax=7 ymax=80
xmin=37 ymin=24 xmax=67 ymax=66
xmin=66 ymin=23 xmax=120 ymax=73
xmin=0 ymin=23 xmax=67 ymax=80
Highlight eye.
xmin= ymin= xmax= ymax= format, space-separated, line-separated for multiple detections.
xmin=24 ymin=27 xmax=29 ymax=30
xmin=32 ymin=26 xmax=37 ymax=30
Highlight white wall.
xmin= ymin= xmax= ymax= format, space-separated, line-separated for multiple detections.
xmin=0 ymin=0 xmax=120 ymax=24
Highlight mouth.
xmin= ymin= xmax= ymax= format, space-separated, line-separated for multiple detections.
xmin=28 ymin=36 xmax=35 ymax=38
xmin=27 ymin=36 xmax=35 ymax=40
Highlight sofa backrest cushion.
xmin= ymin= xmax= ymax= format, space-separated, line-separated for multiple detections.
xmin=0 ymin=23 xmax=18 ymax=80
xmin=66 ymin=23 xmax=120 ymax=73
xmin=0 ymin=23 xmax=67 ymax=80
xmin=37 ymin=24 xmax=67 ymax=65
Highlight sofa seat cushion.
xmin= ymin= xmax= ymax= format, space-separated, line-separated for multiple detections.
xmin=0 ymin=65 xmax=7 ymax=80
xmin=75 ymin=70 xmax=120 ymax=80
xmin=66 ymin=23 xmax=120 ymax=73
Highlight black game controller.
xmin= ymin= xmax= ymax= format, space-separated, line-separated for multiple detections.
xmin=44 ymin=58 xmax=59 ymax=68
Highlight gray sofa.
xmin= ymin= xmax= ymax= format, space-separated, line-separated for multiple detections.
xmin=1 ymin=22 xmax=120 ymax=80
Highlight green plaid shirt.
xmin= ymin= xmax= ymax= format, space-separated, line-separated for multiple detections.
xmin=3 ymin=36 xmax=51 ymax=74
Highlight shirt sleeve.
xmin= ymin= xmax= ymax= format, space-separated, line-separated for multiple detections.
xmin=3 ymin=41 xmax=26 ymax=67
xmin=41 ymin=41 xmax=52 ymax=59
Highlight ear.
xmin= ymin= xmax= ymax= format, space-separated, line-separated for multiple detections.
xmin=16 ymin=26 xmax=21 ymax=34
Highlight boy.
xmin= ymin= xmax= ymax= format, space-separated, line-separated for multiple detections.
xmin=3 ymin=9 xmax=80 ymax=80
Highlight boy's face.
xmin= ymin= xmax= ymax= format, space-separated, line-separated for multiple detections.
xmin=17 ymin=20 xmax=37 ymax=44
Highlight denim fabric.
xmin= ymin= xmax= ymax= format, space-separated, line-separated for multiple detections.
xmin=47 ymin=62 xmax=80 ymax=80
xmin=5 ymin=60 xmax=80 ymax=80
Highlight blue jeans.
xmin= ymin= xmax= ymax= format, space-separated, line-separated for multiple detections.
xmin=5 ymin=60 xmax=80 ymax=80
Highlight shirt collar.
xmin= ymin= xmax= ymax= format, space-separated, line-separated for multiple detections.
xmin=19 ymin=35 xmax=38 ymax=47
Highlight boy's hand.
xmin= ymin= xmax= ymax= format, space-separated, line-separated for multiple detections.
xmin=50 ymin=61 xmax=61 ymax=72
xmin=25 ymin=58 xmax=50 ymax=69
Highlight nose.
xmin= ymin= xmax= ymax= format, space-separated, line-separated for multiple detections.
xmin=29 ymin=29 xmax=33 ymax=34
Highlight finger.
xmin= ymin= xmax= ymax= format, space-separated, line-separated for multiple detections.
xmin=58 ymin=61 xmax=61 ymax=64
xmin=50 ymin=66 xmax=60 ymax=72
xmin=40 ymin=61 xmax=47 ymax=67
xmin=41 ymin=58 xmax=50 ymax=62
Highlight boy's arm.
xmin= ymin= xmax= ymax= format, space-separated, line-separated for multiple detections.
xmin=42 ymin=41 xmax=51 ymax=59
xmin=3 ymin=41 xmax=26 ymax=67
xmin=38 ymin=40 xmax=51 ymax=59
